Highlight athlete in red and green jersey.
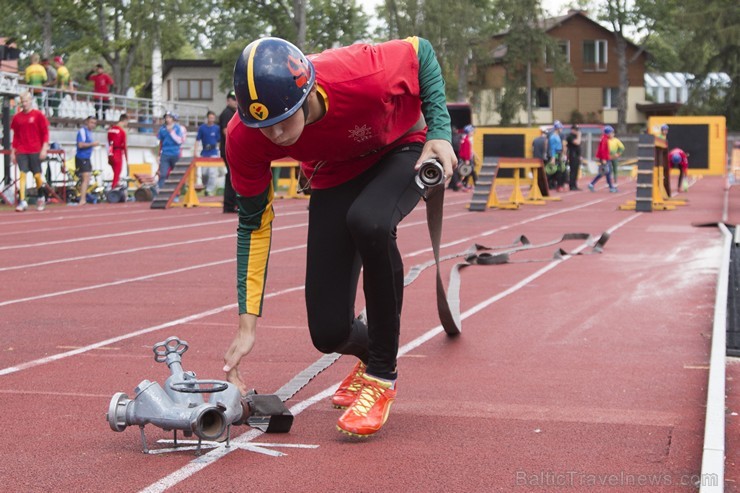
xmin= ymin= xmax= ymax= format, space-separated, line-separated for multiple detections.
xmin=223 ymin=37 xmax=455 ymax=437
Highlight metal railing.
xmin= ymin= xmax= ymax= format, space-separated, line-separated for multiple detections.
xmin=15 ymin=83 xmax=211 ymax=132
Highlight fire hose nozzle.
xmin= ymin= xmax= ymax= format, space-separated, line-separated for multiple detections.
xmin=415 ymin=158 xmax=445 ymax=189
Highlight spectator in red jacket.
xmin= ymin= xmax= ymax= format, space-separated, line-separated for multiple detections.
xmin=587 ymin=125 xmax=617 ymax=193
xmin=107 ymin=114 xmax=129 ymax=189
xmin=11 ymin=91 xmax=50 ymax=211
xmin=86 ymin=64 xmax=114 ymax=120
xmin=668 ymin=147 xmax=689 ymax=193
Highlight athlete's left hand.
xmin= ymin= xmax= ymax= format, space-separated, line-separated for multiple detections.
xmin=416 ymin=139 xmax=457 ymax=183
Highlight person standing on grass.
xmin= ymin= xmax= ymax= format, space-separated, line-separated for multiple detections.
xmin=11 ymin=91 xmax=50 ymax=212
xmin=221 ymin=36 xmax=456 ymax=438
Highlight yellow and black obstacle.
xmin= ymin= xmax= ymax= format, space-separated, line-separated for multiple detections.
xmin=469 ymin=157 xmax=553 ymax=211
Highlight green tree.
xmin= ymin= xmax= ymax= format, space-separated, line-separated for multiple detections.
xmin=488 ymin=0 xmax=573 ymax=125
xmin=673 ymin=0 xmax=739 ymax=129
xmin=376 ymin=0 xmax=501 ymax=103
xmin=207 ymin=0 xmax=370 ymax=92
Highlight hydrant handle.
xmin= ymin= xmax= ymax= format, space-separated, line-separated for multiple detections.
xmin=169 ymin=380 xmax=229 ymax=394
xmin=152 ymin=336 xmax=188 ymax=363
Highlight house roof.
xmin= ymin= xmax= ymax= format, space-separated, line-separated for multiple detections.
xmin=490 ymin=10 xmax=644 ymax=61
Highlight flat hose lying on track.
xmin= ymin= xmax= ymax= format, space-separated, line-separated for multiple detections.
xmin=423 ymin=184 xmax=610 ymax=336
xmin=275 ymin=185 xmax=611 ymax=402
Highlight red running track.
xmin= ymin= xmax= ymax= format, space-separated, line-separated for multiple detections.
xmin=0 ymin=175 xmax=734 ymax=492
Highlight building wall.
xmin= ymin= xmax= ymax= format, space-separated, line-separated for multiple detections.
xmin=533 ymin=15 xmax=646 ymax=88
xmin=164 ymin=66 xmax=228 ymax=115
xmin=479 ymin=12 xmax=650 ymax=127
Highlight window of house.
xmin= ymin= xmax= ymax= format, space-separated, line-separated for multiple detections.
xmin=177 ymin=79 xmax=213 ymax=100
xmin=534 ymin=88 xmax=551 ymax=108
xmin=544 ymin=41 xmax=570 ymax=71
xmin=583 ymin=40 xmax=607 ymax=71
xmin=603 ymin=87 xmax=618 ymax=108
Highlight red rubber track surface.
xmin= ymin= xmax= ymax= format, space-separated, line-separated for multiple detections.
xmin=0 ymin=176 xmax=733 ymax=492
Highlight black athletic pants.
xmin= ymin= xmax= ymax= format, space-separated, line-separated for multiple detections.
xmin=222 ymin=157 xmax=238 ymax=213
xmin=305 ymin=144 xmax=423 ymax=381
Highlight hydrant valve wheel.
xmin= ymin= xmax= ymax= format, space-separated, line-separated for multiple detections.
xmin=153 ymin=336 xmax=188 ymax=362
xmin=169 ymin=380 xmax=229 ymax=394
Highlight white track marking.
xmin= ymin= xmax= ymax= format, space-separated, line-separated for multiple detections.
xmin=139 ymin=213 xmax=640 ymax=493
xmin=0 ymin=208 xmax=471 ymax=299
xmin=0 ymin=219 xmax=303 ymax=272
xmin=0 ymin=285 xmax=304 ymax=377
xmin=0 ymin=218 xmax=241 ymax=251
xmin=0 ymin=234 xmax=234 ymax=272
xmin=0 ymin=208 xmax=152 ymax=226
xmin=0 ymin=243 xmax=304 ymax=307
xmin=0 ymin=389 xmax=110 ymax=398
xmin=0 ymin=198 xmax=472 ymax=270
xmin=0 ymin=210 xmax=205 ymax=236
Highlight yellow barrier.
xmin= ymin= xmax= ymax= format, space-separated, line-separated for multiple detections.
xmin=177 ymin=157 xmax=307 ymax=208
xmin=179 ymin=158 xmax=225 ymax=208
xmin=485 ymin=158 xmax=549 ymax=209
xmin=270 ymin=158 xmax=306 ymax=199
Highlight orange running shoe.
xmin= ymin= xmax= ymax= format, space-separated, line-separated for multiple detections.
xmin=331 ymin=360 xmax=366 ymax=409
xmin=336 ymin=373 xmax=396 ymax=437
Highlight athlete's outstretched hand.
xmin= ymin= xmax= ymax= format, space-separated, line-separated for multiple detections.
xmin=223 ymin=313 xmax=257 ymax=396
xmin=416 ymin=138 xmax=457 ymax=185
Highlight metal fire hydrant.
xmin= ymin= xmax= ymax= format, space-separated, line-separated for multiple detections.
xmin=107 ymin=336 xmax=292 ymax=454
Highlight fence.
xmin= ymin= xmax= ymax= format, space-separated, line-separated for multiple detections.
xmin=15 ymin=83 xmax=211 ymax=132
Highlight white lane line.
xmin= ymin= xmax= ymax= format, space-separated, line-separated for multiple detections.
xmin=0 ymin=197 xmax=471 ymax=271
xmin=139 ymin=212 xmax=641 ymax=493
xmin=0 ymin=209 xmax=470 ymax=302
xmin=0 ymin=210 xmax=210 ymax=237
xmin=0 ymin=208 xmax=152 ymax=226
xmin=699 ymin=223 xmax=730 ymax=493
xmin=0 ymin=389 xmax=110 ymax=398
xmin=0 ymin=285 xmax=303 ymax=377
xmin=0 ymin=243 xmax=305 ymax=307
xmin=0 ymin=219 xmax=306 ymax=272
xmin=0 ymin=234 xmax=234 ymax=272
xmin=0 ymin=197 xmax=606 ymax=371
xmin=0 ymin=218 xmax=240 ymax=251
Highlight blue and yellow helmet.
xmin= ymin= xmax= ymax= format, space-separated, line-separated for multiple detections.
xmin=671 ymin=153 xmax=681 ymax=165
xmin=233 ymin=37 xmax=316 ymax=128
